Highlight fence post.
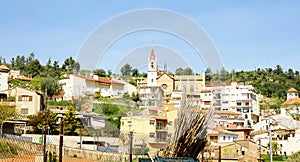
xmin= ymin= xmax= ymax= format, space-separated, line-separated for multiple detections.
xmin=59 ymin=119 xmax=63 ymax=162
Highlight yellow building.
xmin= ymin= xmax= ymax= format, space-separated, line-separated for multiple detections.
xmin=120 ymin=105 xmax=178 ymax=154
xmin=156 ymin=73 xmax=174 ymax=97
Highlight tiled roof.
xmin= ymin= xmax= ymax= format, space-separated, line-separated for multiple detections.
xmin=98 ymin=77 xmax=111 ymax=84
xmin=161 ymin=104 xmax=175 ymax=112
xmin=0 ymin=65 xmax=9 ymax=70
xmin=250 ymin=130 xmax=268 ymax=136
xmin=52 ymin=91 xmax=65 ymax=99
xmin=215 ymin=128 xmax=238 ymax=135
xmin=188 ymin=109 xmax=239 ymax=115
xmin=287 ymin=87 xmax=298 ymax=92
xmin=0 ymin=65 xmax=10 ymax=72
xmin=72 ymin=74 xmax=111 ymax=84
xmin=18 ymin=76 xmax=32 ymax=81
xmin=111 ymin=80 xmax=124 ymax=85
xmin=156 ymin=73 xmax=174 ymax=79
xmin=281 ymin=97 xmax=300 ymax=106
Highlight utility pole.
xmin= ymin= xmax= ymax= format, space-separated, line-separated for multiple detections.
xmin=43 ymin=121 xmax=47 ymax=162
xmin=80 ymin=125 xmax=82 ymax=149
xmin=259 ymin=138 xmax=262 ymax=162
xmin=129 ymin=131 xmax=133 ymax=162
xmin=218 ymin=145 xmax=221 ymax=162
xmin=269 ymin=119 xmax=273 ymax=162
xmin=59 ymin=119 xmax=63 ymax=162
xmin=43 ymin=88 xmax=48 ymax=162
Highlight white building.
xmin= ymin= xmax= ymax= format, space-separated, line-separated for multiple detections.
xmin=206 ymin=82 xmax=259 ymax=127
xmin=207 ymin=129 xmax=238 ymax=144
xmin=111 ymin=78 xmax=136 ymax=98
xmin=252 ymin=114 xmax=300 ymax=155
xmin=60 ymin=74 xmax=87 ymax=101
xmin=0 ymin=65 xmax=9 ymax=98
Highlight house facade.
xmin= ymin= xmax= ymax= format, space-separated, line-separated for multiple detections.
xmin=0 ymin=87 xmax=42 ymax=116
xmin=0 ymin=65 xmax=10 ymax=99
xmin=60 ymin=74 xmax=126 ymax=101
xmin=120 ymin=107 xmax=178 ymax=154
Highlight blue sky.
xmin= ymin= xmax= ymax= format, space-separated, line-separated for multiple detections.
xmin=0 ymin=1 xmax=300 ymax=74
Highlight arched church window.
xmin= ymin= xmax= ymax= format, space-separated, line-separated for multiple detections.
xmin=161 ymin=84 xmax=167 ymax=90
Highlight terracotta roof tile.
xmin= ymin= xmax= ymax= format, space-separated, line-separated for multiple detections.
xmin=287 ymin=87 xmax=298 ymax=92
xmin=281 ymin=97 xmax=300 ymax=106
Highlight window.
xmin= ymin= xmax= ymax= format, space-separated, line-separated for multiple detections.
xmin=157 ymin=121 xmax=162 ymax=129
xmin=18 ymin=95 xmax=33 ymax=101
xmin=149 ymin=132 xmax=155 ymax=138
xmin=223 ymin=136 xmax=226 ymax=141
xmin=21 ymin=108 xmax=28 ymax=114
xmin=150 ymin=120 xmax=155 ymax=125
xmin=168 ymin=121 xmax=173 ymax=125
xmin=151 ymin=62 xmax=154 ymax=68
xmin=204 ymin=101 xmax=211 ymax=105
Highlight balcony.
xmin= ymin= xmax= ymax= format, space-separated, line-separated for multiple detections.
xmin=156 ymin=138 xmax=168 ymax=142
xmin=156 ymin=126 xmax=168 ymax=131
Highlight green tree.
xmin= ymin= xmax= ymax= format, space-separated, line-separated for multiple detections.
xmin=27 ymin=59 xmax=43 ymax=78
xmin=0 ymin=106 xmax=16 ymax=125
xmin=120 ymin=63 xmax=132 ymax=76
xmin=175 ymin=68 xmax=184 ymax=75
xmin=267 ymin=141 xmax=281 ymax=154
xmin=184 ymin=67 xmax=194 ymax=75
xmin=131 ymin=92 xmax=140 ymax=102
xmin=101 ymin=104 xmax=120 ymax=116
xmin=62 ymin=57 xmax=80 ymax=73
xmin=131 ymin=68 xmax=139 ymax=77
xmin=123 ymin=92 xmax=130 ymax=99
xmin=93 ymin=69 xmax=106 ymax=77
xmin=27 ymin=110 xmax=57 ymax=134
xmin=205 ymin=68 xmax=212 ymax=82
xmin=40 ymin=77 xmax=62 ymax=98
xmin=63 ymin=106 xmax=81 ymax=136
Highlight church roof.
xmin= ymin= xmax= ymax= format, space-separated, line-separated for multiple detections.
xmin=287 ymin=87 xmax=298 ymax=93
xmin=149 ymin=48 xmax=155 ymax=60
xmin=156 ymin=73 xmax=174 ymax=79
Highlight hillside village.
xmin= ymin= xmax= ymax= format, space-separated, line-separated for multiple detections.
xmin=1 ymin=48 xmax=300 ymax=161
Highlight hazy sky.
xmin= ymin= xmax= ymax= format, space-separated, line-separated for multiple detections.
xmin=1 ymin=1 xmax=300 ymax=74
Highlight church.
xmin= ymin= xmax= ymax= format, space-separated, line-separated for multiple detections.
xmin=137 ymin=47 xmax=205 ymax=108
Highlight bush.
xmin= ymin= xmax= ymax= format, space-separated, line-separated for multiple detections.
xmin=262 ymin=154 xmax=286 ymax=161
xmin=133 ymin=147 xmax=149 ymax=155
xmin=47 ymin=100 xmax=72 ymax=106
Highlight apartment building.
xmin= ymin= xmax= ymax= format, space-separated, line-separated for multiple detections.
xmin=206 ymin=82 xmax=259 ymax=126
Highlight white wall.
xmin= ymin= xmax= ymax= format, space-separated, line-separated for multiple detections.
xmin=0 ymin=71 xmax=9 ymax=91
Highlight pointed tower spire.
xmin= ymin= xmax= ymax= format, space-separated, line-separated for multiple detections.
xmin=150 ymin=47 xmax=155 ymax=60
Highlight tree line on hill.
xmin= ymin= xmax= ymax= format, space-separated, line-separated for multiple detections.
xmin=205 ymin=65 xmax=300 ymax=100
xmin=1 ymin=53 xmax=299 ymax=101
